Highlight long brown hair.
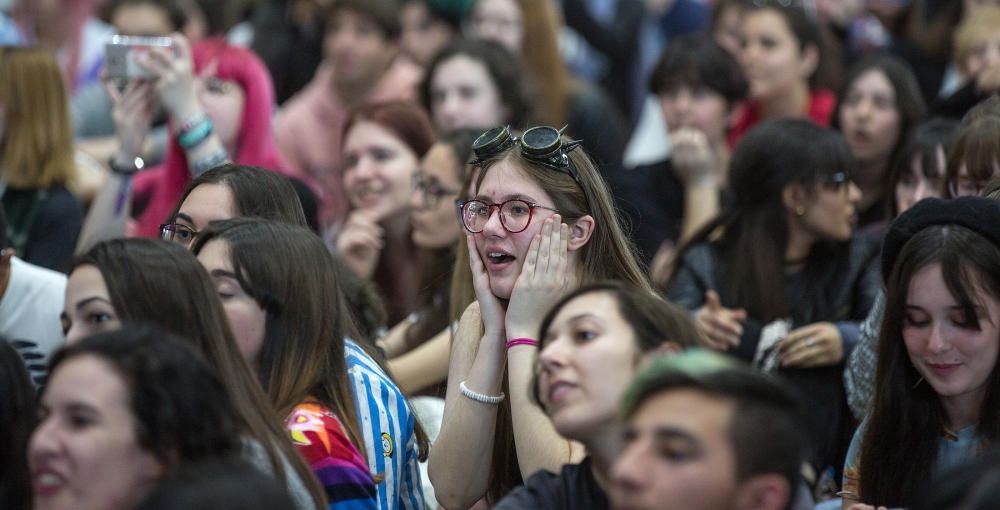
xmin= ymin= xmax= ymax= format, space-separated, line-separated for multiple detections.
xmin=461 ymin=136 xmax=652 ymax=502
xmin=193 ymin=219 xmax=367 ymax=459
xmin=860 ymin=224 xmax=1000 ymax=506
xmin=72 ymin=239 xmax=327 ymax=510
xmin=0 ymin=46 xmax=75 ymax=189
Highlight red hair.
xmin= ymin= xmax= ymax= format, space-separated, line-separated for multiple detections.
xmin=343 ymin=101 xmax=435 ymax=160
xmin=133 ymin=38 xmax=294 ymax=237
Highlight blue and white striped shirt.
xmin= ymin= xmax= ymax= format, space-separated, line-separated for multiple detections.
xmin=344 ymin=340 xmax=426 ymax=510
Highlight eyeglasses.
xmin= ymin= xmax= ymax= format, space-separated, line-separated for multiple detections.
xmin=457 ymin=198 xmax=558 ymax=233
xmin=413 ymin=172 xmax=460 ymax=208
xmin=160 ymin=223 xmax=199 ymax=247
xmin=470 ymin=125 xmax=585 ymax=187
xmin=821 ymin=171 xmax=852 ymax=192
xmin=949 ymin=177 xmax=987 ymax=198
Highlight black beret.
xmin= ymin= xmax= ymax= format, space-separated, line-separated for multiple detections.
xmin=882 ymin=197 xmax=1000 ymax=282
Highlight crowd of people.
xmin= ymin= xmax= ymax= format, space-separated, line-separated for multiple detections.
xmin=2 ymin=0 xmax=1000 ymax=509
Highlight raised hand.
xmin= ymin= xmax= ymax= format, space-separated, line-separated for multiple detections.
xmin=505 ymin=215 xmax=575 ymax=341
xmin=104 ymin=77 xmax=155 ymax=162
xmin=335 ymin=211 xmax=384 ymax=279
xmin=670 ymin=127 xmax=716 ymax=186
xmin=779 ymin=322 xmax=844 ymax=368
xmin=693 ymin=290 xmax=747 ymax=351
xmin=133 ymin=33 xmax=201 ymax=122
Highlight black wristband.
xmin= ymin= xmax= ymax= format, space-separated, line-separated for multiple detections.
xmin=108 ymin=156 xmax=145 ymax=176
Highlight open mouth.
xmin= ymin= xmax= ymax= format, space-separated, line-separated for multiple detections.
xmin=487 ymin=251 xmax=515 ymax=264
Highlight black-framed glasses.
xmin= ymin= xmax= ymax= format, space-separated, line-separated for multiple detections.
xmin=412 ymin=171 xmax=460 ymax=208
xmin=160 ymin=223 xmax=199 ymax=247
xmin=470 ymin=125 xmax=585 ymax=187
xmin=458 ymin=198 xmax=559 ymax=233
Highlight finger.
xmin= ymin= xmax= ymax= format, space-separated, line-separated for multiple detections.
xmin=705 ymin=290 xmax=722 ymax=311
xmin=466 ymin=234 xmax=485 ymax=274
xmin=556 ymin=222 xmax=569 ymax=279
xmin=704 ymin=317 xmax=741 ymax=347
xmin=521 ymin=227 xmax=542 ymax=280
xmin=536 ymin=216 xmax=554 ymax=274
xmin=170 ymin=32 xmax=192 ymax=62
xmin=706 ymin=313 xmax=742 ymax=339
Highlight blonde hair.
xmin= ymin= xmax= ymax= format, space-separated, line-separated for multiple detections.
xmin=954 ymin=6 xmax=1000 ymax=75
xmin=0 ymin=46 xmax=76 ymax=189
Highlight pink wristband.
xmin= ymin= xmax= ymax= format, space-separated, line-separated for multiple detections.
xmin=506 ymin=338 xmax=539 ymax=350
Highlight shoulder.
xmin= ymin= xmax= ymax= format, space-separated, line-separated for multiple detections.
xmin=40 ymin=186 xmax=82 ymax=215
xmin=495 ymin=461 xmax=607 ymax=510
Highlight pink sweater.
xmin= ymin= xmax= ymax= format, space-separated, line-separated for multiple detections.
xmin=273 ymin=58 xmax=422 ymax=229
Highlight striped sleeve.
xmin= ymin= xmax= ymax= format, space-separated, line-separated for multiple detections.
xmin=344 ymin=341 xmax=427 ymax=510
xmin=287 ymin=402 xmax=378 ymax=510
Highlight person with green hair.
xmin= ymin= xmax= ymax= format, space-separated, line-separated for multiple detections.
xmin=610 ymin=350 xmax=805 ymax=510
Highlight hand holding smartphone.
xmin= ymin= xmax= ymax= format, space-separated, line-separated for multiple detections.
xmin=104 ymin=35 xmax=175 ymax=80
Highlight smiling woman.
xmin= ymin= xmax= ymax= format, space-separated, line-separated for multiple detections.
xmin=29 ymin=326 xmax=242 ymax=510
xmin=842 ymin=197 xmax=1000 ymax=509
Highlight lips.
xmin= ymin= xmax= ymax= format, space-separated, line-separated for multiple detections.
xmin=483 ymin=247 xmax=516 ymax=272
xmin=928 ymin=362 xmax=962 ymax=378
xmin=33 ymin=469 xmax=65 ymax=497
xmin=547 ymin=381 xmax=577 ymax=405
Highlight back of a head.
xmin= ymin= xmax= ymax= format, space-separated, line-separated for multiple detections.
xmin=135 ymin=458 xmax=296 ymax=510
xmin=623 ymin=350 xmax=803 ymax=506
xmin=0 ymin=339 xmax=34 ymax=510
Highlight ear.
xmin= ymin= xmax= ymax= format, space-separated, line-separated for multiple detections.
xmin=0 ymin=248 xmax=13 ymax=268
xmin=781 ymin=183 xmax=808 ymax=216
xmin=798 ymin=44 xmax=819 ymax=80
xmin=637 ymin=341 xmax=683 ymax=369
xmin=567 ymin=215 xmax=595 ymax=251
xmin=732 ymin=474 xmax=792 ymax=510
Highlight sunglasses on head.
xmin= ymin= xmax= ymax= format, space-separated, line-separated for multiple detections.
xmin=470 ymin=125 xmax=585 ymax=187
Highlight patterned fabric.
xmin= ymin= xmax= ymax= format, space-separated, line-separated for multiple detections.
xmin=287 ymin=402 xmax=377 ymax=510
xmin=844 ymin=292 xmax=884 ymax=420
xmin=842 ymin=420 xmax=982 ymax=500
xmin=344 ymin=340 xmax=427 ymax=510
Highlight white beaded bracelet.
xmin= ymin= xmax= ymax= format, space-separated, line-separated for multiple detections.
xmin=460 ymin=380 xmax=505 ymax=405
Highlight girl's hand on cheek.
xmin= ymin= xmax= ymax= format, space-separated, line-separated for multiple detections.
xmin=467 ymin=234 xmax=506 ymax=343
xmin=505 ymin=215 xmax=571 ymax=340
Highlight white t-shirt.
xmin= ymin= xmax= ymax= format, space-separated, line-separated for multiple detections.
xmin=0 ymin=257 xmax=66 ymax=386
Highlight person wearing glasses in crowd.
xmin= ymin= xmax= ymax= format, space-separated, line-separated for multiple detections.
xmin=334 ymin=101 xmax=435 ymax=326
xmin=379 ymin=128 xmax=480 ymax=395
xmin=941 ymin=113 xmax=1000 ymax=199
xmin=667 ymin=119 xmax=879 ymax=499
xmin=492 ymin=282 xmax=701 ymax=509
xmin=428 ymin=125 xmax=652 ymax=508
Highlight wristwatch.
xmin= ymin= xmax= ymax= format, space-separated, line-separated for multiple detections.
xmin=108 ymin=155 xmax=145 ymax=176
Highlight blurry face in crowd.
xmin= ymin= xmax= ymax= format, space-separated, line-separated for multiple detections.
xmin=168 ymin=183 xmax=238 ymax=247
xmin=789 ymin=179 xmax=862 ymax=244
xmin=62 ymin=265 xmax=121 ymax=344
xmin=658 ymin=84 xmax=731 ymax=144
xmin=29 ymin=355 xmax=164 ymax=510
xmin=430 ymin=54 xmax=507 ymax=131
xmin=738 ymin=9 xmax=816 ymax=104
xmin=325 ymin=8 xmax=396 ymax=86
xmin=411 ymin=143 xmax=463 ymax=249
xmin=111 ymin=2 xmax=174 ymax=37
xmin=895 ymin=146 xmax=945 ymax=215
xmin=401 ymin=0 xmax=455 ymax=65
xmin=468 ymin=0 xmax=524 ymax=54
xmin=343 ymin=120 xmax=420 ymax=220
xmin=951 ymin=160 xmax=1000 ymax=197
xmin=196 ymin=239 xmax=267 ymax=365
xmin=713 ymin=3 xmax=744 ymax=58
xmin=903 ymin=263 xmax=1000 ymax=422
xmin=471 ymin=160 xmax=559 ymax=299
xmin=538 ymin=291 xmax=650 ymax=441
xmin=839 ymin=69 xmax=902 ymax=165
xmin=963 ymin=31 xmax=1000 ymax=79
xmin=611 ymin=389 xmax=747 ymax=510
xmin=195 ymin=70 xmax=245 ymax=153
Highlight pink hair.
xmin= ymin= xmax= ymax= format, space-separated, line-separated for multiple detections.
xmin=133 ymin=38 xmax=296 ymax=237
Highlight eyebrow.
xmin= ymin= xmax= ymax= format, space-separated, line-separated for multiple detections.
xmin=175 ymin=212 xmax=194 ymax=225
xmin=210 ymin=269 xmax=240 ymax=280
xmin=75 ymin=297 xmax=113 ymax=311
xmin=472 ymin=193 xmax=540 ymax=203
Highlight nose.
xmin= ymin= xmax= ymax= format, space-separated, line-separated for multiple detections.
xmin=479 ymin=204 xmax=506 ymax=235
xmin=611 ymin=442 xmax=648 ymax=493
xmin=65 ymin=324 xmax=85 ymax=345
xmin=913 ymin=179 xmax=933 ymax=203
xmin=353 ymin=155 xmax=378 ymax=180
xmin=409 ymin=182 xmax=425 ymax=210
xmin=927 ymin=322 xmax=951 ymax=354
xmin=847 ymin=182 xmax=862 ymax=203
xmin=539 ymin=337 xmax=571 ymax=373
xmin=28 ymin=417 xmax=59 ymax=462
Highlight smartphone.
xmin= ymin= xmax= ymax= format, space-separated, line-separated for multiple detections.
xmin=104 ymin=35 xmax=174 ymax=80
